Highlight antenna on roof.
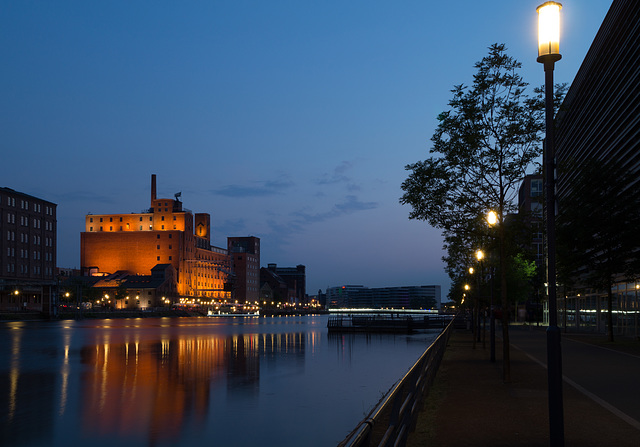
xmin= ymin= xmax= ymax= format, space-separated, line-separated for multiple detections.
xmin=175 ymin=192 xmax=182 ymax=202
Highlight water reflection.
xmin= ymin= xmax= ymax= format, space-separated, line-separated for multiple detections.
xmin=0 ymin=316 xmax=436 ymax=447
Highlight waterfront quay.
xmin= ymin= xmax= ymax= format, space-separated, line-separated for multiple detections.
xmin=407 ymin=326 xmax=640 ymax=447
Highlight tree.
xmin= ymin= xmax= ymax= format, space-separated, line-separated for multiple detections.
xmin=557 ymin=158 xmax=640 ymax=342
xmin=400 ymin=43 xmax=564 ymax=381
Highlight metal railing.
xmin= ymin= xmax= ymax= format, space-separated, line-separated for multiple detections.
xmin=338 ymin=316 xmax=456 ymax=447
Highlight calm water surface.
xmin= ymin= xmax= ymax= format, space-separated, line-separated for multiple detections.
xmin=0 ymin=315 xmax=439 ymax=446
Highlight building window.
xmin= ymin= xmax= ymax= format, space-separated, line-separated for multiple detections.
xmin=169 ymin=256 xmax=172 ymax=260
xmin=531 ymin=202 xmax=542 ymax=218
xmin=157 ymin=245 xmax=160 ymax=249
xmin=100 ymin=227 xmax=103 ymax=231
xmin=157 ymin=256 xmax=160 ymax=261
xmin=90 ymin=217 xmax=93 ymax=223
xmin=100 ymin=217 xmax=103 ymax=222
xmin=531 ymin=179 xmax=543 ymax=197
xmin=161 ymin=225 xmax=164 ymax=229
xmin=109 ymin=217 xmax=113 ymax=222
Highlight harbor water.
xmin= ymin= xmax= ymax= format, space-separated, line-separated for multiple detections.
xmin=0 ymin=315 xmax=440 ymax=446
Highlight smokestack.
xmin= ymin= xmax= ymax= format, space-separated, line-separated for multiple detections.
xmin=151 ymin=174 xmax=157 ymax=202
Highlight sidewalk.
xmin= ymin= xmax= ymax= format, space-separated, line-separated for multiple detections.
xmin=407 ymin=327 xmax=640 ymax=447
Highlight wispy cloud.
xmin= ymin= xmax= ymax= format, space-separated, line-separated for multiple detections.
xmin=212 ymin=178 xmax=295 ymax=198
xmin=51 ymin=191 xmax=115 ymax=205
xmin=215 ymin=218 xmax=248 ymax=236
xmin=314 ymin=160 xmax=366 ymax=194
xmin=293 ymin=195 xmax=378 ymax=224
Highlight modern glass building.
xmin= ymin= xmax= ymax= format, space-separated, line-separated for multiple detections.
xmin=553 ymin=0 xmax=640 ymax=334
xmin=326 ymin=285 xmax=441 ymax=310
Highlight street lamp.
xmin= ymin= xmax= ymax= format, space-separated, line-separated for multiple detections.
xmin=635 ymin=284 xmax=639 ymax=340
xmin=487 ymin=210 xmax=498 ymax=226
xmin=537 ymin=2 xmax=564 ymax=446
xmin=475 ymin=249 xmax=485 ymax=347
xmin=485 ymin=212 xmax=498 ymax=362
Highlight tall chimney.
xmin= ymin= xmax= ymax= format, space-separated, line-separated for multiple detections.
xmin=151 ymin=174 xmax=157 ymax=203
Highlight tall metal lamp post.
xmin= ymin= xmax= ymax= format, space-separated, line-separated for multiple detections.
xmin=537 ymin=2 xmax=564 ymax=446
xmin=486 ymin=210 xmax=498 ymax=362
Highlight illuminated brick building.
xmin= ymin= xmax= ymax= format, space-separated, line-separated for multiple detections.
xmin=81 ymin=175 xmax=230 ymax=300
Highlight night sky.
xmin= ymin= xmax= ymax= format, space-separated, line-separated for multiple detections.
xmin=1 ymin=1 xmax=611 ymax=296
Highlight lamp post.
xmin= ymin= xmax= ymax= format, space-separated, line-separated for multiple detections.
xmin=537 ymin=2 xmax=564 ymax=446
xmin=486 ymin=211 xmax=497 ymax=362
xmin=476 ymin=250 xmax=485 ymax=347
xmin=635 ymin=284 xmax=639 ymax=340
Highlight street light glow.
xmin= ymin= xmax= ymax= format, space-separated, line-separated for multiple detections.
xmin=476 ymin=250 xmax=485 ymax=261
xmin=487 ymin=210 xmax=498 ymax=226
xmin=537 ymin=2 xmax=562 ymax=62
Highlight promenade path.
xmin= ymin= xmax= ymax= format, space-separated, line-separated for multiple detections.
xmin=407 ymin=325 xmax=640 ymax=446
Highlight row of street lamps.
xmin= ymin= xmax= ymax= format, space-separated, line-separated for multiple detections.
xmin=460 ymin=3 xmax=565 ymax=445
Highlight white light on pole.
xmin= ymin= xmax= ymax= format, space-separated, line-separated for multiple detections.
xmin=537 ymin=2 xmax=562 ymax=62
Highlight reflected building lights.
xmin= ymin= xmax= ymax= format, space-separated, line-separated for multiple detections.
xmin=8 ymin=324 xmax=24 ymax=422
xmin=59 ymin=330 xmax=72 ymax=416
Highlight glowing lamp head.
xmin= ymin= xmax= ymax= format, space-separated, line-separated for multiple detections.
xmin=464 ymin=284 xmax=470 ymax=291
xmin=487 ymin=210 xmax=498 ymax=226
xmin=537 ymin=2 xmax=562 ymax=63
xmin=476 ymin=250 xmax=485 ymax=261
xmin=469 ymin=267 xmax=475 ymax=275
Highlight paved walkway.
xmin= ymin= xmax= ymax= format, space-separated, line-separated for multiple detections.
xmin=407 ymin=325 xmax=640 ymax=446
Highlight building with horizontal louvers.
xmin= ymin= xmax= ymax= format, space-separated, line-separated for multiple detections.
xmin=553 ymin=0 xmax=640 ymax=333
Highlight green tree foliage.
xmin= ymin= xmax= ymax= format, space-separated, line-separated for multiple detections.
xmin=506 ymin=253 xmax=537 ymax=303
xmin=557 ymin=158 xmax=640 ymax=341
xmin=400 ymin=43 xmax=565 ymax=381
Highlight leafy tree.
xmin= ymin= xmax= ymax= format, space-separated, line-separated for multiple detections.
xmin=557 ymin=158 xmax=640 ymax=342
xmin=506 ymin=253 xmax=537 ymax=303
xmin=400 ymin=43 xmax=564 ymax=381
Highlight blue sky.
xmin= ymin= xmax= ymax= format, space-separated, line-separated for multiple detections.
xmin=1 ymin=1 xmax=612 ymax=295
